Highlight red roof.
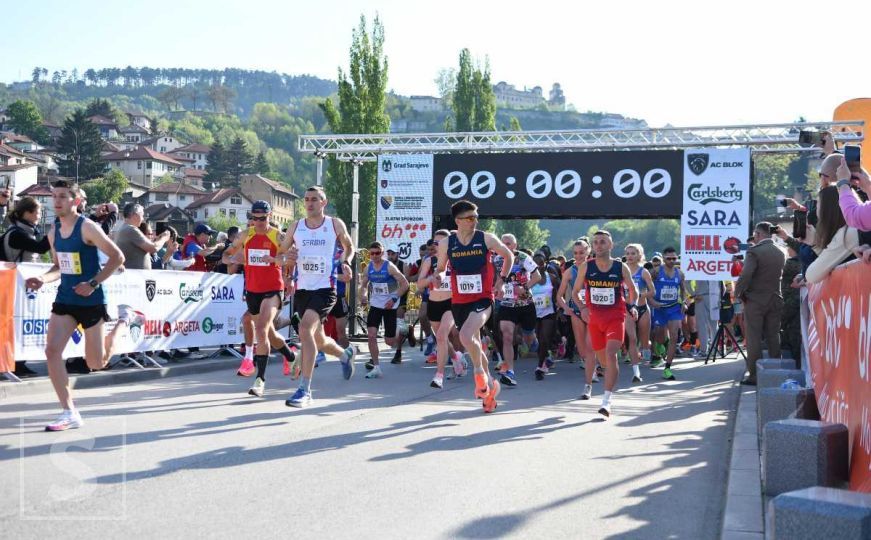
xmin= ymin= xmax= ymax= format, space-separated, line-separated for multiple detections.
xmin=103 ymin=146 xmax=184 ymax=166
xmin=241 ymin=174 xmax=298 ymax=198
xmin=183 ymin=167 xmax=206 ymax=178
xmin=88 ymin=115 xmax=118 ymax=126
xmin=19 ymin=184 xmax=53 ymax=196
xmin=0 ymin=143 xmax=27 ymax=158
xmin=1 ymin=132 xmax=34 ymax=144
xmin=186 ymin=188 xmax=249 ymax=210
xmin=172 ymin=143 xmax=211 ymax=154
xmin=146 ymin=182 xmax=205 ymax=195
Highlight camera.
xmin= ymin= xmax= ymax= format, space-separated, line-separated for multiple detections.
xmin=779 ymin=199 xmax=789 ymax=208
xmin=845 ymin=145 xmax=862 ymax=173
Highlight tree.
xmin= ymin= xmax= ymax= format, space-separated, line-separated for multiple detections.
xmin=57 ymin=109 xmax=105 ymax=181
xmin=320 ymin=14 xmax=390 ymax=244
xmin=84 ymin=98 xmax=115 ymax=120
xmin=207 ymin=213 xmax=243 ymax=232
xmin=496 ymin=219 xmax=550 ymax=249
xmin=472 ymin=60 xmax=496 ymax=131
xmin=158 ymin=86 xmax=184 ymax=111
xmin=752 ymin=154 xmax=794 ymax=220
xmin=255 ymin=151 xmax=270 ymax=174
xmin=453 ymin=49 xmax=475 ymax=132
xmin=509 ymin=116 xmax=522 ymax=132
xmin=6 ymin=100 xmax=49 ymax=143
xmin=31 ymin=67 xmax=42 ymax=84
xmin=205 ymin=140 xmax=228 ymax=187
xmin=434 ymin=67 xmax=456 ymax=110
xmin=224 ymin=136 xmax=254 ymax=187
xmin=187 ymin=86 xmax=201 ymax=111
xmin=82 ymin=169 xmax=129 ymax=205
xmin=207 ymin=84 xmax=235 ymax=113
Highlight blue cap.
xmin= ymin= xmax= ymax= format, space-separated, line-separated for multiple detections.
xmin=251 ymin=200 xmax=271 ymax=213
xmin=194 ymin=223 xmax=216 ymax=236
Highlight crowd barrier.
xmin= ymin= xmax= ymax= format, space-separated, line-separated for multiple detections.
xmin=1 ymin=263 xmax=281 ymax=366
xmin=806 ymin=260 xmax=871 ymax=492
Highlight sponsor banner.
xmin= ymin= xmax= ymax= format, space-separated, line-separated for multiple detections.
xmin=0 ymin=263 xmax=16 ymax=372
xmin=806 ymin=261 xmax=871 ymax=492
xmin=376 ymin=154 xmax=433 ymax=262
xmin=680 ymin=148 xmax=751 ymax=280
xmin=13 ymin=263 xmax=247 ymax=360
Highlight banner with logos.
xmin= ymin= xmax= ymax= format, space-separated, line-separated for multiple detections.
xmin=13 ymin=263 xmax=247 ymax=360
xmin=807 ymin=261 xmax=871 ymax=492
xmin=680 ymin=148 xmax=751 ymax=280
xmin=0 ymin=263 xmax=16 ymax=372
xmin=376 ymin=154 xmax=433 ymax=263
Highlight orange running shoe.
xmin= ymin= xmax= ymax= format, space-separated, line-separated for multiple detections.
xmin=425 ymin=353 xmax=437 ymax=364
xmin=237 ymin=358 xmax=255 ymax=377
xmin=681 ymin=341 xmax=692 ymax=351
xmin=483 ymin=378 xmax=501 ymax=413
xmin=474 ymin=372 xmax=490 ymax=399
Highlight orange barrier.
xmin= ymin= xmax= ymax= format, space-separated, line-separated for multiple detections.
xmin=833 ymin=98 xmax=870 ymax=171
xmin=807 ymin=260 xmax=871 ymax=492
xmin=0 ymin=263 xmax=16 ymax=372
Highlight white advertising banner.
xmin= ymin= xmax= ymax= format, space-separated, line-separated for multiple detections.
xmin=375 ymin=154 xmax=434 ymax=262
xmin=680 ymin=148 xmax=752 ymax=281
xmin=13 ymin=263 xmax=249 ymax=360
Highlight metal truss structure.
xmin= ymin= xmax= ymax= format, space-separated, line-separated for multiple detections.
xmin=300 ymin=121 xmax=864 ymax=161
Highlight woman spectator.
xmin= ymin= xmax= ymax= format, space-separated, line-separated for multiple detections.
xmin=138 ymin=222 xmax=185 ymax=270
xmin=806 ymin=185 xmax=860 ymax=283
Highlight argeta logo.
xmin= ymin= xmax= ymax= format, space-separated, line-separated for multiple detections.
xmin=145 ymin=279 xmax=156 ymax=302
xmin=687 ymin=153 xmax=709 ymax=176
xmin=381 ymin=159 xmax=392 ymax=173
xmin=179 ymin=283 xmax=204 ymax=303
xmin=380 ymin=196 xmax=393 ymax=210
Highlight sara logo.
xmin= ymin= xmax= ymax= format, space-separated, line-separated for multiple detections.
xmin=687 ymin=183 xmax=743 ymax=205
xmin=145 ymin=279 xmax=156 ymax=302
xmin=381 ymin=159 xmax=392 ymax=173
xmin=179 ymin=283 xmax=204 ymax=303
xmin=687 ymin=153 xmax=709 ymax=176
xmin=202 ymin=317 xmax=225 ymax=334
xmin=210 ymin=286 xmax=236 ymax=302
xmin=380 ymin=196 xmax=393 ymax=210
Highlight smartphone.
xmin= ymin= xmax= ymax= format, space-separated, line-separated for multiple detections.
xmin=845 ymin=145 xmax=862 ymax=172
xmin=793 ymin=210 xmax=808 ymax=239
xmin=737 ymin=243 xmax=751 ymax=251
xmin=156 ymin=222 xmax=168 ymax=237
xmin=779 ymin=199 xmax=789 ymax=208
xmin=798 ymin=129 xmax=823 ymax=148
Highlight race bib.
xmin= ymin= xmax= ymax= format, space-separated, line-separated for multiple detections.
xmin=57 ymin=252 xmax=82 ymax=275
xmin=456 ymin=274 xmax=483 ymax=295
xmin=436 ymin=276 xmax=452 ymax=292
xmin=502 ymin=283 xmax=515 ymax=300
xmin=247 ymin=248 xmax=271 ymax=267
xmin=534 ymin=294 xmax=551 ymax=310
xmin=371 ymin=282 xmax=390 ymax=296
xmin=660 ymin=286 xmax=679 ymax=302
xmin=590 ymin=287 xmax=615 ymax=306
xmin=299 ymin=255 xmax=326 ymax=275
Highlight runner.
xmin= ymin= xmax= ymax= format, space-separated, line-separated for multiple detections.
xmin=418 ymin=239 xmax=436 ymax=362
xmin=564 ymin=239 xmax=600 ymax=383
xmin=221 ymin=201 xmax=298 ymax=396
xmin=649 ymin=246 xmax=688 ymax=381
xmin=573 ymin=230 xmax=638 ymax=418
xmin=624 ymin=243 xmax=654 ymax=383
xmin=24 ymin=180 xmax=127 ymax=431
xmin=278 ymin=186 xmax=356 ymax=408
xmin=494 ymin=234 xmax=541 ymax=387
xmin=531 ymin=251 xmax=559 ymax=380
xmin=435 ymin=200 xmax=513 ymax=413
xmin=328 ymin=247 xmax=352 ymax=350
xmin=417 ymin=229 xmax=467 ymax=388
xmin=360 ymin=241 xmax=410 ymax=378
xmin=386 ymin=244 xmax=416 ymax=354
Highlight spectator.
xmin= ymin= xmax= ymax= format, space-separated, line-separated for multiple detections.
xmin=780 ymin=244 xmax=802 ymax=363
xmin=89 ymin=202 xmax=119 ymax=235
xmin=836 ymin=157 xmax=871 ymax=231
xmin=114 ymin=203 xmax=171 ymax=270
xmin=1 ymin=197 xmax=50 ymax=264
xmin=138 ymin=222 xmax=188 ymax=270
xmin=805 ymin=185 xmax=861 ymax=283
xmin=180 ymin=223 xmax=218 ymax=271
xmin=734 ymin=222 xmax=786 ymax=385
xmin=213 ymin=226 xmax=240 ymax=274
xmin=0 ymin=186 xmax=10 ymax=222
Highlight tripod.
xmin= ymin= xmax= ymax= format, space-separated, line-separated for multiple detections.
xmin=705 ymin=321 xmax=746 ymax=365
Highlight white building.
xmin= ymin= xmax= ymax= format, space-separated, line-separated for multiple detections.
xmin=17 ymin=183 xmax=55 ymax=227
xmin=126 ymin=112 xmax=152 ymax=132
xmin=118 ymin=124 xmax=150 ymax=145
xmin=169 ymin=143 xmax=210 ymax=170
xmin=493 ymin=82 xmax=545 ymax=109
xmin=139 ymin=182 xmax=206 ymax=209
xmin=0 ymin=162 xmax=38 ymax=201
xmin=409 ymin=96 xmax=444 ymax=113
xmin=102 ymin=146 xmax=184 ymax=190
xmin=88 ymin=115 xmax=120 ymax=140
xmin=140 ymin=135 xmax=185 ymax=154
xmin=185 ymin=188 xmax=252 ymax=224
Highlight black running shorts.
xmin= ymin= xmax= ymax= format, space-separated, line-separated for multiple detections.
xmin=51 ymin=303 xmax=110 ymax=330
xmin=294 ymin=288 xmax=337 ymax=322
xmin=367 ymin=306 xmax=398 ymax=337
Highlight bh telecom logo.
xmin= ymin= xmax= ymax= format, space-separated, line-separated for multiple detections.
xmin=179 ymin=283 xmax=204 ymax=303
xmin=202 ymin=317 xmax=225 ymax=334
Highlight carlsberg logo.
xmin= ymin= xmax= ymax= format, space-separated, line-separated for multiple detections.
xmin=687 ymin=183 xmax=743 ymax=205
xmin=179 ymin=283 xmax=204 ymax=303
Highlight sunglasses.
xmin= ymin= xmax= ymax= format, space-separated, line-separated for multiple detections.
xmin=665 ymin=257 xmax=678 ymax=261
xmin=369 ymin=250 xmax=382 ymax=256
xmin=456 ymin=215 xmax=479 ymax=222
xmin=250 ymin=215 xmax=268 ymax=222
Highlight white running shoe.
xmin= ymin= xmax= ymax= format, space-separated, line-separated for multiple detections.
xmin=452 ymin=352 xmax=467 ymax=378
xmin=430 ymin=373 xmax=444 ymax=389
xmin=248 ymin=377 xmax=265 ymax=397
xmin=365 ymin=365 xmax=383 ymax=379
xmin=598 ymin=402 xmax=611 ymax=418
xmin=45 ymin=409 xmax=83 ymax=431
xmin=580 ymin=384 xmax=593 ymax=400
xmin=591 ymin=373 xmax=600 ymax=383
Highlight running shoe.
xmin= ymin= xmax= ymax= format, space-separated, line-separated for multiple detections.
xmin=45 ymin=409 xmax=83 ymax=431
xmin=430 ymin=372 xmax=444 ymax=389
xmin=483 ymin=378 xmax=501 ymax=413
xmin=579 ymin=358 xmax=585 ymax=370
xmin=423 ymin=336 xmax=435 ymax=356
xmin=649 ymin=357 xmax=662 ymax=368
xmin=598 ymin=403 xmax=611 ymax=418
xmin=556 ymin=337 xmax=567 ymax=359
xmin=315 ymin=351 xmax=326 ymax=367
xmin=653 ymin=342 xmax=666 ymax=358
xmin=596 ymin=365 xmax=604 ymax=378
xmin=237 ymin=358 xmax=255 ymax=377
xmin=632 ymin=374 xmax=643 ymax=383
xmin=286 ymin=387 xmax=312 ymax=408
xmin=496 ymin=358 xmax=506 ymax=373
xmin=580 ymin=384 xmax=593 ymax=400
xmin=663 ymin=367 xmax=676 ymax=381
xmin=365 ymin=365 xmax=383 ymax=379
xmin=545 ymin=356 xmax=555 ymax=369
xmin=474 ymin=373 xmax=490 ymax=399
xmin=283 ymin=349 xmax=298 ymax=377
xmin=248 ymin=377 xmax=265 ymax=397
xmin=681 ymin=341 xmax=692 ymax=351
xmin=500 ymin=370 xmax=518 ymax=387
xmin=340 ymin=346 xmax=356 ymax=380
xmin=365 ymin=360 xmax=375 ymax=371
xmin=425 ymin=353 xmax=437 ymax=365
xmin=529 ymin=339 xmax=539 ymax=353
xmin=391 ymin=349 xmax=402 ymax=364
xmin=535 ymin=366 xmax=548 ymax=381
xmin=591 ymin=373 xmax=600 ymax=383
xmin=452 ymin=352 xmax=467 ymax=378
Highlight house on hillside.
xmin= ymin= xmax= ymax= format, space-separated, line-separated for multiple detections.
xmin=0 ymin=162 xmax=38 ymax=200
xmin=182 ymin=167 xmax=206 ymax=188
xmin=239 ymin=174 xmax=298 ymax=226
xmin=118 ymin=124 xmax=150 ymax=146
xmin=1 ymin=132 xmax=39 ymax=153
xmin=126 ymin=111 xmax=152 ymax=133
xmin=144 ymin=203 xmax=194 ymax=236
xmin=42 ymin=122 xmax=63 ymax=144
xmin=185 ymin=188 xmax=252 ymax=224
xmin=169 ymin=143 xmax=210 ymax=170
xmin=102 ymin=146 xmax=184 ymax=195
xmin=409 ymin=96 xmax=444 ymax=113
xmin=138 ymin=181 xmax=205 ymax=209
xmin=140 ymin=135 xmax=184 ymax=154
xmin=87 ymin=115 xmax=120 ymax=140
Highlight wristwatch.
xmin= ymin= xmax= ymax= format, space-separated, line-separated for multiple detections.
xmin=88 ymin=279 xmax=100 ymax=289
xmin=837 ymin=179 xmax=851 ymax=189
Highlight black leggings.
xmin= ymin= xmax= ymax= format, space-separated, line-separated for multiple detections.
xmin=536 ymin=314 xmax=557 ymax=367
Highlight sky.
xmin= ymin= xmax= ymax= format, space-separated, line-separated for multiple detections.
xmin=3 ymin=0 xmax=869 ymax=128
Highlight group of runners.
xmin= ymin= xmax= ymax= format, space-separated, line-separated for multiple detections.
xmin=28 ymin=181 xmax=707 ymax=431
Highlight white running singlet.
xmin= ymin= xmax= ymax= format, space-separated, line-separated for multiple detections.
xmin=293 ymin=217 xmax=338 ymax=291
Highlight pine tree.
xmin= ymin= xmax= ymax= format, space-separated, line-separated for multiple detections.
xmin=224 ymin=137 xmax=254 ymax=187
xmin=255 ymin=151 xmax=270 ymax=174
xmin=204 ymin=141 xmax=227 ymax=187
xmin=57 ymin=109 xmax=105 ymax=181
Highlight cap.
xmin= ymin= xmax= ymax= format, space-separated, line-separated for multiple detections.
xmin=652 ymin=251 xmax=663 ymax=259
xmin=386 ymin=244 xmax=399 ymax=253
xmin=194 ymin=223 xmax=216 ymax=236
xmin=251 ymin=200 xmax=271 ymax=213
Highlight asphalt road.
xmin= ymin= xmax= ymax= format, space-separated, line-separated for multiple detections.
xmin=0 ymin=344 xmax=743 ymax=539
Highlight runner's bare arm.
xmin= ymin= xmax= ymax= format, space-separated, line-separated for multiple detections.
xmin=642 ymin=269 xmax=655 ymax=301
xmin=276 ymin=221 xmax=298 ymax=259
xmin=388 ymin=262 xmax=410 ymax=297
xmin=571 ymin=261 xmax=588 ymax=306
xmin=556 ymin=268 xmax=572 ymax=312
xmin=359 ymin=265 xmax=370 ymax=305
xmin=484 ymin=233 xmax=513 ymax=278
xmin=332 ymin=218 xmax=355 ymax=264
xmin=416 ymin=257 xmax=434 ymax=290
xmin=435 ymin=236 xmax=449 ymax=276
xmin=77 ymin=219 xmax=124 ymax=294
xmin=679 ymin=270 xmax=689 ymax=302
xmin=26 ymin=232 xmax=60 ymax=288
xmin=622 ymin=263 xmax=639 ymax=306
xmin=336 ymin=262 xmax=353 ymax=283
xmin=221 ymin=235 xmax=246 ymax=265
xmin=526 ymin=267 xmax=542 ymax=289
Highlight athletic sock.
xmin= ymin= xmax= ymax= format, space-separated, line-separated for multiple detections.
xmin=276 ymin=344 xmax=295 ymax=363
xmin=690 ymin=331 xmax=698 ymax=344
xmin=254 ymin=355 xmax=268 ymax=380
xmin=602 ymin=390 xmax=613 ymax=406
xmin=299 ymin=376 xmax=312 ymax=393
xmin=632 ymin=364 xmax=641 ymax=377
xmin=244 ymin=344 xmax=254 ymax=362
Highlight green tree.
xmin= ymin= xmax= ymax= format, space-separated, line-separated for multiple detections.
xmin=207 ymin=213 xmax=244 ymax=232
xmin=57 ymin=109 xmax=104 ymax=180
xmin=224 ymin=136 xmax=254 ymax=187
xmin=255 ymin=151 xmax=270 ymax=174
xmin=84 ymin=98 xmax=114 ymax=120
xmin=453 ymin=49 xmax=475 ymax=132
xmin=320 ymin=14 xmax=390 ymax=244
xmin=472 ymin=61 xmax=496 ymax=131
xmin=752 ymin=154 xmax=794 ymax=221
xmin=6 ymin=100 xmax=49 ymax=144
xmin=509 ymin=116 xmax=522 ymax=132
xmin=495 ymin=219 xmax=550 ymax=249
xmin=205 ymin=140 xmax=227 ymax=187
xmin=83 ymin=169 xmax=129 ymax=205
xmin=587 ymin=219 xmax=681 ymax=255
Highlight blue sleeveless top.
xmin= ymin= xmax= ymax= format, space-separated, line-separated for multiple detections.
xmin=653 ymin=267 xmax=682 ymax=307
xmin=54 ymin=216 xmax=106 ymax=306
xmin=367 ymin=260 xmax=397 ymax=309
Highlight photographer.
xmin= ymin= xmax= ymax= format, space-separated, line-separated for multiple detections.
xmin=89 ymin=202 xmax=119 ymax=235
xmin=836 ymin=157 xmax=871 ymax=231
xmin=805 ymin=185 xmax=861 ymax=283
xmin=115 ymin=203 xmax=171 ymax=270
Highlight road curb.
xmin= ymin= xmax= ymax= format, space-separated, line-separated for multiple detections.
xmin=0 ymin=356 xmax=239 ymax=401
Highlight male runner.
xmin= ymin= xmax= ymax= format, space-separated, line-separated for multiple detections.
xmin=278 ymin=186 xmax=356 ymax=408
xmin=417 ymin=229 xmax=466 ymax=388
xmin=221 ymin=201 xmax=297 ymax=396
xmin=494 ymin=234 xmax=541 ymax=387
xmin=386 ymin=244 xmax=416 ymax=354
xmin=436 ymin=200 xmax=513 ymax=413
xmin=360 ymin=241 xmax=409 ymax=378
xmin=24 ymin=180 xmax=127 ymax=430
xmin=649 ymin=246 xmax=688 ymax=381
xmin=574 ymin=230 xmax=638 ymax=418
